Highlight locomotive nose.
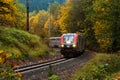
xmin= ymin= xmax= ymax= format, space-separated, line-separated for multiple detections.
xmin=66 ymin=40 xmax=73 ymax=44
xmin=66 ymin=40 xmax=71 ymax=44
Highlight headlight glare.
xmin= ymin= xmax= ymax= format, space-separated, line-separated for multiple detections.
xmin=73 ymin=44 xmax=76 ymax=47
xmin=61 ymin=44 xmax=64 ymax=47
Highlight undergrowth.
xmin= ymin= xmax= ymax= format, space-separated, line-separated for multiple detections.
xmin=0 ymin=27 xmax=49 ymax=59
xmin=73 ymin=53 xmax=120 ymax=80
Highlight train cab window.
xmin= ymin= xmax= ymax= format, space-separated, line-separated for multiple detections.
xmin=63 ymin=35 xmax=74 ymax=43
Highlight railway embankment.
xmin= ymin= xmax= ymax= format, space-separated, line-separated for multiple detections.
xmin=0 ymin=28 xmax=50 ymax=59
xmin=0 ymin=28 xmax=60 ymax=79
xmin=16 ymin=52 xmax=93 ymax=80
xmin=73 ymin=52 xmax=120 ymax=80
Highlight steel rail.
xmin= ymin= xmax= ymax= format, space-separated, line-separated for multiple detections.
xmin=14 ymin=58 xmax=67 ymax=72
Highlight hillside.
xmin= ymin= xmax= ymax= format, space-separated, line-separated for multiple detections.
xmin=20 ymin=0 xmax=66 ymax=12
xmin=0 ymin=27 xmax=49 ymax=59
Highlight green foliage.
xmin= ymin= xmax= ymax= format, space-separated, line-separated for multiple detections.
xmin=0 ymin=50 xmax=21 ymax=80
xmin=92 ymin=0 xmax=120 ymax=52
xmin=48 ymin=75 xmax=61 ymax=80
xmin=56 ymin=0 xmax=120 ymax=52
xmin=30 ymin=2 xmax=61 ymax=38
xmin=29 ymin=10 xmax=49 ymax=38
xmin=48 ymin=65 xmax=61 ymax=80
xmin=48 ymin=65 xmax=55 ymax=77
xmin=46 ymin=2 xmax=61 ymax=36
xmin=0 ymin=27 xmax=49 ymax=59
xmin=73 ymin=54 xmax=120 ymax=80
xmin=0 ymin=0 xmax=26 ymax=29
xmin=57 ymin=0 xmax=99 ymax=51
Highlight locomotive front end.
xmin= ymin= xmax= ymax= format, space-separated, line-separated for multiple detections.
xmin=60 ymin=33 xmax=78 ymax=57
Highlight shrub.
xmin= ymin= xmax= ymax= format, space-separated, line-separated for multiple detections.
xmin=48 ymin=75 xmax=61 ymax=80
xmin=48 ymin=65 xmax=61 ymax=80
xmin=0 ymin=50 xmax=22 ymax=80
xmin=0 ymin=27 xmax=49 ymax=59
xmin=73 ymin=54 xmax=120 ymax=80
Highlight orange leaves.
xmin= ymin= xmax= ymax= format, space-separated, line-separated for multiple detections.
xmin=0 ymin=57 xmax=5 ymax=64
xmin=0 ymin=50 xmax=22 ymax=79
xmin=10 ymin=62 xmax=16 ymax=68
xmin=17 ymin=72 xmax=23 ymax=77
xmin=0 ymin=50 xmax=11 ymax=64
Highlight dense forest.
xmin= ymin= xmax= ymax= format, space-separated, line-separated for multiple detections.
xmin=29 ymin=0 xmax=120 ymax=53
xmin=20 ymin=0 xmax=66 ymax=12
xmin=0 ymin=0 xmax=119 ymax=52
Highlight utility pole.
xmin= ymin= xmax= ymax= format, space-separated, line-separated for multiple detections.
xmin=26 ymin=0 xmax=29 ymax=31
xmin=48 ymin=3 xmax=51 ymax=37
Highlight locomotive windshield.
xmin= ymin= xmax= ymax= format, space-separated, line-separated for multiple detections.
xmin=63 ymin=35 xmax=74 ymax=44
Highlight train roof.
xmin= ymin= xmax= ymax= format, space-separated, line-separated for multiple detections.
xmin=49 ymin=37 xmax=60 ymax=39
xmin=63 ymin=33 xmax=76 ymax=35
xmin=62 ymin=33 xmax=84 ymax=36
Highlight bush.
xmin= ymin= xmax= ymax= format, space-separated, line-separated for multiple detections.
xmin=73 ymin=54 xmax=120 ymax=80
xmin=0 ymin=50 xmax=22 ymax=80
xmin=48 ymin=75 xmax=61 ymax=80
xmin=48 ymin=65 xmax=61 ymax=80
xmin=0 ymin=27 xmax=49 ymax=59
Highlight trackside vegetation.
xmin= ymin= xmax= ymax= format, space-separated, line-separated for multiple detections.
xmin=72 ymin=54 xmax=120 ymax=80
xmin=0 ymin=50 xmax=22 ymax=79
xmin=0 ymin=27 xmax=49 ymax=59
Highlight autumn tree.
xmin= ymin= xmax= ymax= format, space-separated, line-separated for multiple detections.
xmin=110 ymin=0 xmax=120 ymax=52
xmin=29 ymin=10 xmax=49 ymax=38
xmin=0 ymin=0 xmax=26 ymax=29
xmin=44 ymin=2 xmax=61 ymax=37
xmin=56 ymin=0 xmax=99 ymax=50
xmin=92 ymin=0 xmax=120 ymax=52
xmin=56 ymin=0 xmax=72 ymax=33
xmin=15 ymin=0 xmax=26 ymax=29
xmin=56 ymin=0 xmax=89 ymax=33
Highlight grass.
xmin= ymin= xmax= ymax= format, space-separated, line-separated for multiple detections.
xmin=0 ymin=27 xmax=50 ymax=59
xmin=72 ymin=53 xmax=120 ymax=80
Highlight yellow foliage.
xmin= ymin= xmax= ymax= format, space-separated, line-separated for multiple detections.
xmin=0 ymin=0 xmax=13 ymax=3
xmin=56 ymin=0 xmax=72 ymax=33
xmin=0 ymin=50 xmax=4 ymax=54
xmin=17 ymin=72 xmax=23 ymax=77
xmin=0 ymin=50 xmax=11 ymax=64
xmin=0 ymin=0 xmax=24 ymax=27
xmin=94 ymin=19 xmax=112 ymax=51
xmin=2 ymin=53 xmax=10 ymax=58
xmin=105 ymin=0 xmax=109 ymax=3
xmin=44 ymin=19 xmax=49 ymax=29
xmin=0 ymin=57 xmax=5 ymax=64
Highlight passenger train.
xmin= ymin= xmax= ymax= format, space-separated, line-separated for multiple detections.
xmin=49 ymin=37 xmax=60 ymax=48
xmin=60 ymin=33 xmax=85 ymax=58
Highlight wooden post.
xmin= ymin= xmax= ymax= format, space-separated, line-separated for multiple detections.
xmin=26 ymin=0 xmax=29 ymax=31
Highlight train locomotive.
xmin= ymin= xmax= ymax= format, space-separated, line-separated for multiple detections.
xmin=60 ymin=33 xmax=85 ymax=57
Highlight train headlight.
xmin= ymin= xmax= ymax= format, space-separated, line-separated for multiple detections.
xmin=72 ymin=44 xmax=76 ymax=48
xmin=61 ymin=44 xmax=64 ymax=47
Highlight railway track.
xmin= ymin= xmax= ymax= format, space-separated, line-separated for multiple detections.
xmin=1 ymin=51 xmax=93 ymax=80
xmin=13 ymin=52 xmax=92 ymax=80
xmin=14 ymin=57 xmax=68 ymax=73
xmin=14 ymin=56 xmax=78 ymax=80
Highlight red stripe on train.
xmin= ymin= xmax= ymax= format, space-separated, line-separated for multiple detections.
xmin=60 ymin=35 xmax=64 ymax=44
